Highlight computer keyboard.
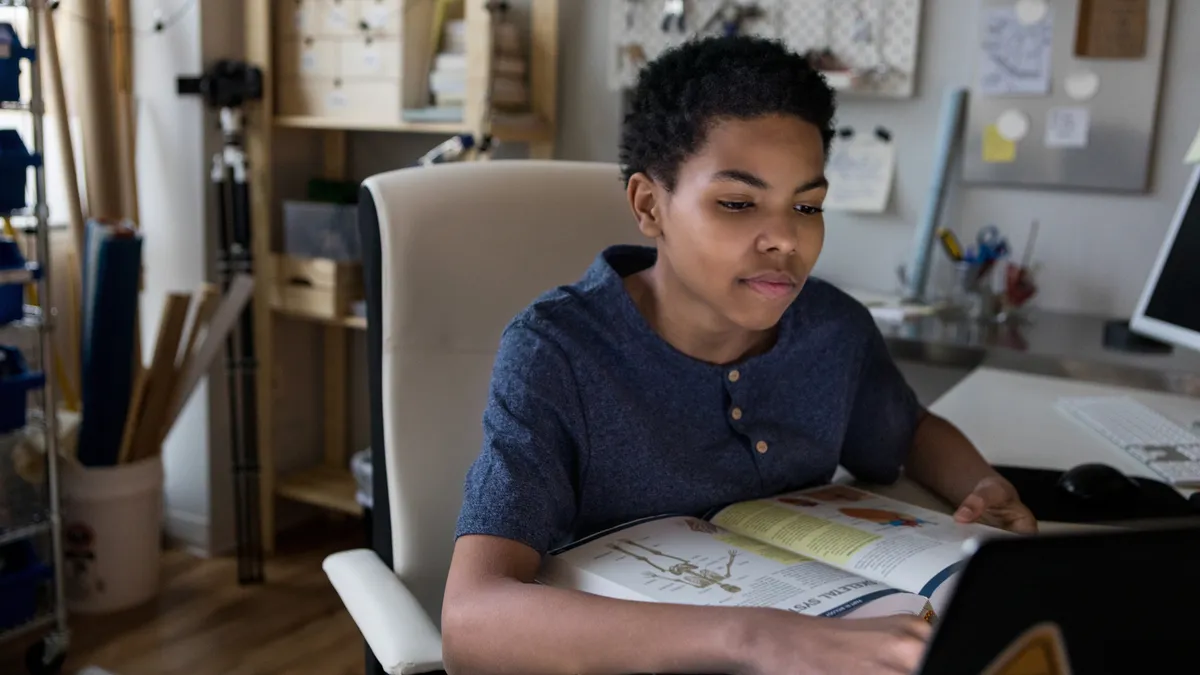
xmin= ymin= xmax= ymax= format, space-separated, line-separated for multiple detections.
xmin=1056 ymin=396 xmax=1200 ymax=487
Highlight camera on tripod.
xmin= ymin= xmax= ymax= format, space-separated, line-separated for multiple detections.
xmin=177 ymin=59 xmax=263 ymax=110
xmin=176 ymin=59 xmax=266 ymax=586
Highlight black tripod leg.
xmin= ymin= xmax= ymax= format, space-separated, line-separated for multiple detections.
xmin=234 ymin=173 xmax=263 ymax=583
xmin=219 ymin=167 xmax=255 ymax=584
xmin=231 ymin=174 xmax=264 ymax=583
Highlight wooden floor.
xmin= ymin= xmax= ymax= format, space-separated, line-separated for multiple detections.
xmin=1 ymin=522 xmax=369 ymax=675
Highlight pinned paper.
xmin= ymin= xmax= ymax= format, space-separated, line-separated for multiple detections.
xmin=997 ymin=110 xmax=1031 ymax=142
xmin=824 ymin=133 xmax=897 ymax=213
xmin=327 ymin=89 xmax=349 ymax=110
xmin=327 ymin=4 xmax=350 ymax=30
xmin=1185 ymin=126 xmax=1200 ymax=165
xmin=1045 ymin=107 xmax=1091 ymax=148
xmin=364 ymin=5 xmax=391 ymax=30
xmin=983 ymin=124 xmax=1017 ymax=163
xmin=1064 ymin=71 xmax=1100 ymax=101
xmin=301 ymin=50 xmax=318 ymax=74
xmin=978 ymin=6 xmax=1054 ymax=96
xmin=1015 ymin=0 xmax=1049 ymax=25
xmin=363 ymin=45 xmax=382 ymax=72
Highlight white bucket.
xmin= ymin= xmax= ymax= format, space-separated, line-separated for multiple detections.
xmin=61 ymin=455 xmax=164 ymax=614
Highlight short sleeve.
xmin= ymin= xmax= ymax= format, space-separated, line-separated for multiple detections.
xmin=839 ymin=324 xmax=924 ymax=484
xmin=454 ymin=322 xmax=585 ymax=555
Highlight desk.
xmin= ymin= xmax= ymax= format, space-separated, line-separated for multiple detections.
xmin=876 ymin=309 xmax=1200 ymax=398
xmin=843 ymin=366 xmax=1199 ymax=532
xmin=927 ymin=366 xmax=1199 ymax=496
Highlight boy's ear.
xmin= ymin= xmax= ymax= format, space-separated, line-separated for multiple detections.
xmin=626 ymin=172 xmax=663 ymax=239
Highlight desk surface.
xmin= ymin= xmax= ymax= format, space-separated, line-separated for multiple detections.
xmin=846 ymin=366 xmax=1200 ymax=532
xmin=876 ymin=309 xmax=1200 ymax=398
xmin=928 ymin=366 xmax=1200 ymax=493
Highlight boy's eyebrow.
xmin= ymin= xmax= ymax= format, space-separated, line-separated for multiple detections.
xmin=796 ymin=176 xmax=829 ymax=193
xmin=711 ymin=169 xmax=770 ymax=189
xmin=710 ymin=169 xmax=829 ymax=194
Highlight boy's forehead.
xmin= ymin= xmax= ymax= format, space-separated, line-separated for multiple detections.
xmin=682 ymin=116 xmax=827 ymax=184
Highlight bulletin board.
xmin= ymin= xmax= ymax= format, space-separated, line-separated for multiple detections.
xmin=962 ymin=0 xmax=1171 ymax=193
xmin=608 ymin=0 xmax=924 ymax=98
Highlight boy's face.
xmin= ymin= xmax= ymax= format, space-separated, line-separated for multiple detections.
xmin=630 ymin=114 xmax=828 ymax=333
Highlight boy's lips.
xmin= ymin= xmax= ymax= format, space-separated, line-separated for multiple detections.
xmin=741 ymin=271 xmax=800 ymax=299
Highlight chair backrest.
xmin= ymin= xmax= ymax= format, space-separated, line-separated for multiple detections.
xmin=360 ymin=160 xmax=641 ymax=623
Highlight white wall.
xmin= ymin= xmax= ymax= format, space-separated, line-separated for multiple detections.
xmin=554 ymin=0 xmax=1200 ymax=319
xmin=129 ymin=0 xmax=1199 ymax=548
xmin=132 ymin=0 xmax=240 ymax=555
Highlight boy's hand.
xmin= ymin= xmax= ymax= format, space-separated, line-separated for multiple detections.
xmin=953 ymin=475 xmax=1037 ymax=533
xmin=740 ymin=610 xmax=931 ymax=675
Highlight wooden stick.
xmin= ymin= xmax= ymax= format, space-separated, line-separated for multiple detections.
xmin=39 ymin=3 xmax=86 ymax=404
xmin=38 ymin=3 xmax=86 ymax=261
xmin=110 ymin=0 xmax=140 ymax=226
xmin=117 ymin=368 xmax=149 ymax=465
xmin=157 ymin=275 xmax=256 ymax=445
xmin=157 ymin=284 xmax=221 ymax=445
xmin=127 ymin=293 xmax=191 ymax=462
xmin=177 ymin=284 xmax=221 ymax=367
xmin=70 ymin=0 xmax=123 ymax=220
xmin=109 ymin=0 xmax=134 ymax=103
xmin=115 ymin=93 xmax=140 ymax=225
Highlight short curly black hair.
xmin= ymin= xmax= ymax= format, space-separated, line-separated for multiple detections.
xmin=619 ymin=35 xmax=837 ymax=189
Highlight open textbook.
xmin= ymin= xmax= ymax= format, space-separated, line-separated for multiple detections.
xmin=539 ymin=484 xmax=1005 ymax=622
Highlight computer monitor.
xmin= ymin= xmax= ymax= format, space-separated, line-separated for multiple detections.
xmin=1130 ymin=165 xmax=1200 ymax=353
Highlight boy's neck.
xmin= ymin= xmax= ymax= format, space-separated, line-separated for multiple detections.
xmin=625 ymin=263 xmax=776 ymax=365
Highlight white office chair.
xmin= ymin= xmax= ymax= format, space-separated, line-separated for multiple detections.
xmin=321 ymin=160 xmax=642 ymax=674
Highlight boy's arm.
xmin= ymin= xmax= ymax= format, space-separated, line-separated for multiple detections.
xmin=441 ymin=535 xmax=932 ymax=675
xmin=837 ymin=315 xmax=1035 ymax=533
xmin=904 ymin=411 xmax=1038 ymax=533
xmin=442 ymin=535 xmax=746 ymax=675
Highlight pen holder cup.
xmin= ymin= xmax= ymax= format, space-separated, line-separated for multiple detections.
xmin=949 ymin=261 xmax=1002 ymax=322
xmin=61 ymin=454 xmax=164 ymax=614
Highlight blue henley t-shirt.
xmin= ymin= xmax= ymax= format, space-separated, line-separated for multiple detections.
xmin=455 ymin=245 xmax=924 ymax=554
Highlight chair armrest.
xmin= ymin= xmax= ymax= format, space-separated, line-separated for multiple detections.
xmin=323 ymin=549 xmax=444 ymax=675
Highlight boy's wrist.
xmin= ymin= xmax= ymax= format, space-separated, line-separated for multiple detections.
xmin=725 ymin=607 xmax=813 ymax=674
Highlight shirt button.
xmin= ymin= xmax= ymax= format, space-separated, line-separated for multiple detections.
xmin=756 ymin=440 xmax=769 ymax=454
xmin=728 ymin=369 xmax=741 ymax=383
xmin=731 ymin=407 xmax=743 ymax=421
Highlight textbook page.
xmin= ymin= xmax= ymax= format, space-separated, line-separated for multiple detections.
xmin=709 ymin=485 xmax=1002 ymax=614
xmin=539 ymin=516 xmax=934 ymax=621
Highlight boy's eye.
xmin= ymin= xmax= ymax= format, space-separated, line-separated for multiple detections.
xmin=795 ymin=204 xmax=824 ymax=216
xmin=718 ymin=200 xmax=753 ymax=211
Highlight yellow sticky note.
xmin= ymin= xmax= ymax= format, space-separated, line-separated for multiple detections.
xmin=983 ymin=124 xmax=1017 ymax=163
xmin=1185 ymin=125 xmax=1200 ymax=164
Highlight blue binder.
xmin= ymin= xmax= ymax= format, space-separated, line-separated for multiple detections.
xmin=77 ymin=220 xmax=142 ymax=466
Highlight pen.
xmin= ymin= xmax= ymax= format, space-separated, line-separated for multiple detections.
xmin=936 ymin=228 xmax=964 ymax=262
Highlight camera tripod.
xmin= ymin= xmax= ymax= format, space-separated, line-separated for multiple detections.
xmin=179 ymin=61 xmax=265 ymax=584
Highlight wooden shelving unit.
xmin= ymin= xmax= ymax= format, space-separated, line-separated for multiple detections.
xmin=275 ymin=114 xmax=557 ymax=143
xmin=276 ymin=465 xmax=362 ymax=516
xmin=245 ymin=0 xmax=559 ymax=552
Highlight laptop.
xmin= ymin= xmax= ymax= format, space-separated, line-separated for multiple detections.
xmin=917 ymin=521 xmax=1200 ymax=675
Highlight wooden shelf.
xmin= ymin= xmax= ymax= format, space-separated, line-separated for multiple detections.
xmin=341 ymin=315 xmax=367 ymax=330
xmin=249 ymin=0 xmax=559 ymax=554
xmin=274 ymin=114 xmax=555 ymax=143
xmin=277 ymin=465 xmax=362 ymax=516
xmin=272 ymin=306 xmax=366 ymax=330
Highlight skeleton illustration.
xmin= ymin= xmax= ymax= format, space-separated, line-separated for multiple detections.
xmin=608 ymin=539 xmax=741 ymax=593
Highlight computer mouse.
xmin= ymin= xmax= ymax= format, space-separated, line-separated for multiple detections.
xmin=1057 ymin=463 xmax=1140 ymax=501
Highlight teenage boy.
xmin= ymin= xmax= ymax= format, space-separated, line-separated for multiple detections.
xmin=442 ymin=36 xmax=1036 ymax=675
